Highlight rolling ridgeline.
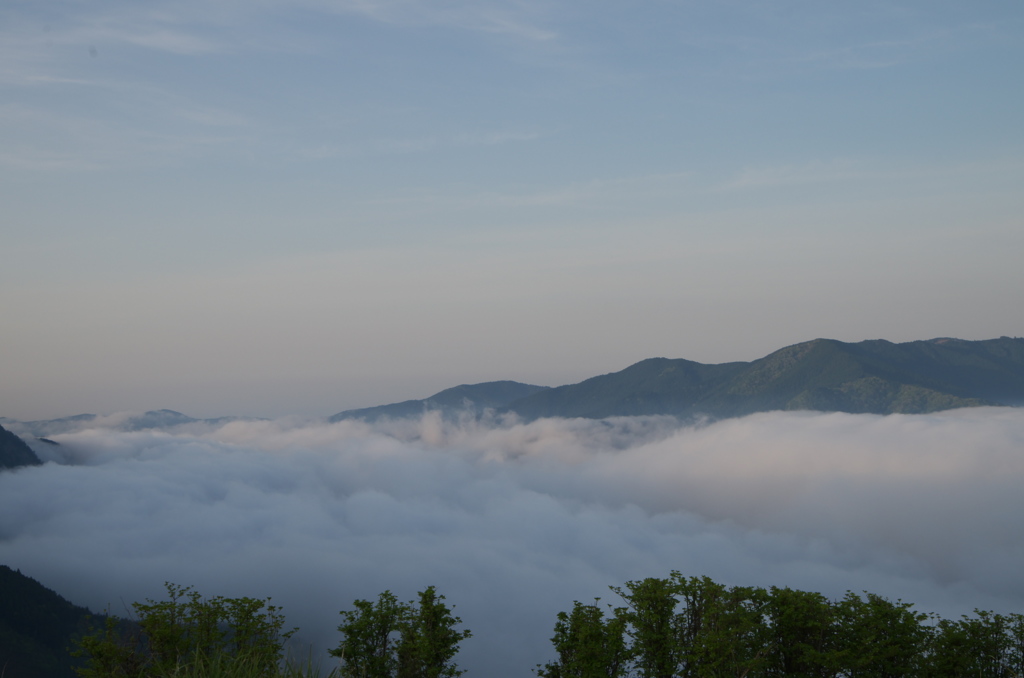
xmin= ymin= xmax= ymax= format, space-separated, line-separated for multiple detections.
xmin=330 ymin=336 xmax=1024 ymax=422
xmin=5 ymin=338 xmax=1023 ymax=444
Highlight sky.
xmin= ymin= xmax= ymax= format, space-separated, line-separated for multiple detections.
xmin=3 ymin=0 xmax=1024 ymax=419
xmin=3 ymin=409 xmax=1024 ymax=676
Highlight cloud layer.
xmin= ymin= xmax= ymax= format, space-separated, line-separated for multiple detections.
xmin=3 ymin=408 xmax=1024 ymax=676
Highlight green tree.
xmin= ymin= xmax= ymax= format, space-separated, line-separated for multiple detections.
xmin=535 ymin=600 xmax=628 ymax=678
xmin=541 ymin=573 xmax=1024 ymax=678
xmin=332 ymin=590 xmax=407 ymax=678
xmin=397 ymin=586 xmax=473 ymax=678
xmin=927 ymin=610 xmax=1019 ymax=678
xmin=762 ymin=586 xmax=836 ymax=678
xmin=689 ymin=583 xmax=770 ymax=678
xmin=332 ymin=587 xmax=470 ymax=678
xmin=1007 ymin=613 xmax=1024 ymax=678
xmin=835 ymin=591 xmax=928 ymax=678
xmin=613 ymin=576 xmax=684 ymax=678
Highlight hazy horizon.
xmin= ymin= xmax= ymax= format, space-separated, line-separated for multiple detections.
xmin=4 ymin=332 xmax=1023 ymax=422
xmin=3 ymin=1 xmax=1024 ymax=420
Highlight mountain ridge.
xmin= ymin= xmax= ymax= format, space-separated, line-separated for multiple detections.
xmin=331 ymin=336 xmax=1024 ymax=422
xmin=5 ymin=338 xmax=1022 ymax=429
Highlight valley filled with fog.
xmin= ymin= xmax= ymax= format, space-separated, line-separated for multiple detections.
xmin=2 ymin=408 xmax=1023 ymax=677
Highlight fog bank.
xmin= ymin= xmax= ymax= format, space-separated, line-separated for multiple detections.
xmin=2 ymin=408 xmax=1023 ymax=676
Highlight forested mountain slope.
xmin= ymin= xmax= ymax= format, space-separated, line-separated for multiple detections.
xmin=0 ymin=565 xmax=98 ymax=678
xmin=507 ymin=337 xmax=1024 ymax=420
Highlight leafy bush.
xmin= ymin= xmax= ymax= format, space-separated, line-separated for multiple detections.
xmin=75 ymin=583 xmax=295 ymax=678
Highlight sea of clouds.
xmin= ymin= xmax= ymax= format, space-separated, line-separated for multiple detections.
xmin=3 ymin=408 xmax=1024 ymax=677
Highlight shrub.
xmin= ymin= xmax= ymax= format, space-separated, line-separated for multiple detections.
xmin=75 ymin=583 xmax=295 ymax=678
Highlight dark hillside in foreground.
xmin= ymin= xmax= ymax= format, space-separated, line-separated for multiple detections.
xmin=330 ymin=337 xmax=1024 ymax=422
xmin=0 ymin=424 xmax=42 ymax=470
xmin=0 ymin=565 xmax=98 ymax=678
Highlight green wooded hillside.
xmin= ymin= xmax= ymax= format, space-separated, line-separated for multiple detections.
xmin=330 ymin=337 xmax=1024 ymax=422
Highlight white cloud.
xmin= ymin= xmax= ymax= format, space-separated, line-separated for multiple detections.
xmin=2 ymin=408 xmax=1024 ymax=676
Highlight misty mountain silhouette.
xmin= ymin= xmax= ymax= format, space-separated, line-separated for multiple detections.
xmin=330 ymin=337 xmax=1024 ymax=421
xmin=1 ymin=410 xmax=257 ymax=439
xmin=329 ymin=381 xmax=550 ymax=423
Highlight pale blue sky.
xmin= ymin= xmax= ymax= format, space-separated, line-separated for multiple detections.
xmin=3 ymin=1 xmax=1023 ymax=418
